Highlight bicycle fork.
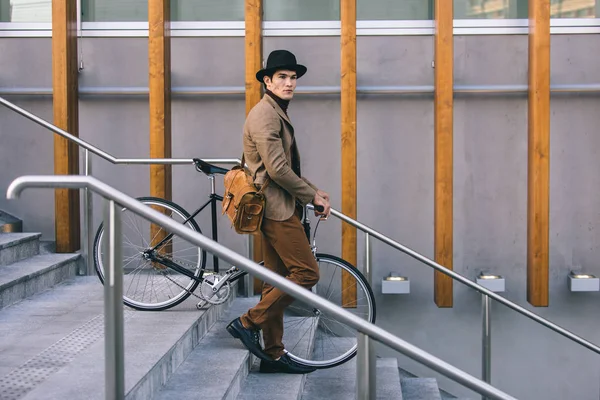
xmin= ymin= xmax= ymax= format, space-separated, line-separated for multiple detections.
xmin=303 ymin=204 xmax=318 ymax=257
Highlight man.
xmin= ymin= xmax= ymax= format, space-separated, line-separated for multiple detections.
xmin=227 ymin=49 xmax=331 ymax=374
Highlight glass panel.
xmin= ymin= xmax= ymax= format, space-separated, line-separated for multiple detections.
xmin=455 ymin=0 xmax=598 ymax=19
xmin=0 ymin=0 xmax=52 ymax=22
xmin=454 ymin=0 xmax=528 ymax=19
xmin=81 ymin=0 xmax=147 ymax=22
xmin=172 ymin=0 xmax=244 ymax=21
xmin=264 ymin=0 xmax=339 ymax=21
xmin=357 ymin=0 xmax=433 ymax=20
xmin=551 ymin=0 xmax=597 ymax=18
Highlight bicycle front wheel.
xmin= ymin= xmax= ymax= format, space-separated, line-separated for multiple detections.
xmin=93 ymin=197 xmax=207 ymax=311
xmin=282 ymin=253 xmax=376 ymax=369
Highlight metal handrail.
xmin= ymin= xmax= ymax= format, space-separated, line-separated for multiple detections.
xmin=6 ymin=174 xmax=516 ymax=400
xmin=307 ymin=205 xmax=600 ymax=356
xmin=1 ymin=93 xmax=240 ymax=166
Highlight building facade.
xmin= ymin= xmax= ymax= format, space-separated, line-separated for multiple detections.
xmin=1 ymin=1 xmax=600 ymax=398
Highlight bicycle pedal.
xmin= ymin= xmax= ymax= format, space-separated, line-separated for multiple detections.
xmin=196 ymin=300 xmax=210 ymax=310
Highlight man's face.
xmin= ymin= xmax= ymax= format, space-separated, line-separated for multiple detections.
xmin=264 ymin=69 xmax=297 ymax=100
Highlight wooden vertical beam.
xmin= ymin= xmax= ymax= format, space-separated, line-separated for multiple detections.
xmin=52 ymin=0 xmax=80 ymax=253
xmin=434 ymin=0 xmax=454 ymax=308
xmin=341 ymin=0 xmax=357 ymax=307
xmin=246 ymin=0 xmax=263 ymax=116
xmin=527 ymin=0 xmax=550 ymax=307
xmin=149 ymin=0 xmax=172 ymax=202
xmin=149 ymin=0 xmax=172 ymax=256
xmin=245 ymin=0 xmax=264 ymax=294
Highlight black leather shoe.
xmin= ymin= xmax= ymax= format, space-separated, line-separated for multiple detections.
xmin=226 ymin=317 xmax=271 ymax=361
xmin=259 ymin=353 xmax=317 ymax=374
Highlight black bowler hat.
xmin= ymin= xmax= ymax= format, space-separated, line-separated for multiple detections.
xmin=255 ymin=50 xmax=307 ymax=83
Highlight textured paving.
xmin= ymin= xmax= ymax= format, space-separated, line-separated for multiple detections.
xmin=0 ymin=276 xmax=232 ymax=400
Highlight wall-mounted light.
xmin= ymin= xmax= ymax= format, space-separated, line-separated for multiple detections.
xmin=476 ymin=272 xmax=505 ymax=292
xmin=381 ymin=273 xmax=410 ymax=294
xmin=568 ymin=271 xmax=599 ymax=292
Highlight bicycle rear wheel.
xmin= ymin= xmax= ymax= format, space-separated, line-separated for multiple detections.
xmin=93 ymin=197 xmax=207 ymax=311
xmin=282 ymin=253 xmax=376 ymax=369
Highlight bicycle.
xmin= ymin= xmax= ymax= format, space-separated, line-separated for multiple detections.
xmin=93 ymin=158 xmax=376 ymax=369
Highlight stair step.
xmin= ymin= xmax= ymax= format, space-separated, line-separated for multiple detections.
xmin=301 ymin=357 xmax=403 ymax=400
xmin=236 ymin=316 xmax=318 ymax=400
xmin=401 ymin=377 xmax=442 ymax=400
xmin=377 ymin=358 xmax=404 ymax=400
xmin=0 ymin=253 xmax=80 ymax=309
xmin=0 ymin=232 xmax=41 ymax=266
xmin=301 ymin=335 xmax=402 ymax=400
xmin=154 ymin=297 xmax=260 ymax=400
xmin=0 ymin=276 xmax=235 ymax=400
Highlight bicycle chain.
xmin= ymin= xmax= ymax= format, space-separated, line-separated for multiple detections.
xmin=157 ymin=256 xmax=207 ymax=300
xmin=157 ymin=256 xmax=229 ymax=302
xmin=161 ymin=271 xmax=205 ymax=300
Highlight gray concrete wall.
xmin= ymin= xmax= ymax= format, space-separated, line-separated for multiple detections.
xmin=0 ymin=38 xmax=54 ymax=235
xmin=1 ymin=34 xmax=600 ymax=399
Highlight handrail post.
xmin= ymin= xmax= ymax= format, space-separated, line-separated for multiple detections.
xmin=83 ymin=149 xmax=95 ymax=275
xmin=482 ymin=294 xmax=492 ymax=399
xmin=103 ymin=199 xmax=125 ymax=400
xmin=357 ymin=233 xmax=376 ymax=399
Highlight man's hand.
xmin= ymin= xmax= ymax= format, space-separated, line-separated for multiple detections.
xmin=313 ymin=192 xmax=331 ymax=219
xmin=317 ymin=189 xmax=330 ymax=202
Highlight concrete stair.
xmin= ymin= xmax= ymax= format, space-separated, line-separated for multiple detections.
xmin=153 ymin=298 xmax=320 ymax=400
xmin=0 ymin=271 xmax=471 ymax=400
xmin=399 ymin=367 xmax=471 ymax=400
xmin=301 ymin=336 xmax=403 ymax=400
xmin=0 ymin=265 xmax=238 ymax=400
xmin=0 ymin=233 xmax=42 ymax=266
xmin=0 ymin=229 xmax=471 ymax=400
xmin=153 ymin=297 xmax=258 ymax=400
xmin=401 ymin=378 xmax=442 ymax=400
xmin=236 ymin=316 xmax=318 ymax=400
xmin=0 ymin=212 xmax=244 ymax=400
xmin=0 ymin=232 xmax=80 ymax=310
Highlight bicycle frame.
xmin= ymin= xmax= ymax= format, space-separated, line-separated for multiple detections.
xmin=144 ymin=165 xmax=320 ymax=293
xmin=148 ymin=173 xmax=224 ymax=273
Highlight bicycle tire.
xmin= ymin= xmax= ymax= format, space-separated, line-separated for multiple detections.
xmin=283 ymin=253 xmax=376 ymax=369
xmin=93 ymin=196 xmax=207 ymax=311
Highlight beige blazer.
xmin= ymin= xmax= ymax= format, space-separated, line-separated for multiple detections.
xmin=243 ymin=95 xmax=318 ymax=221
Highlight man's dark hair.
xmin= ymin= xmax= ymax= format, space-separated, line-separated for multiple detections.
xmin=262 ymin=72 xmax=274 ymax=89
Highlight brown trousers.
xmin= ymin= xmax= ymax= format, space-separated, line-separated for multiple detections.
xmin=240 ymin=209 xmax=320 ymax=359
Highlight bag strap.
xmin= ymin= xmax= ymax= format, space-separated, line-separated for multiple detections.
xmin=240 ymin=153 xmax=270 ymax=195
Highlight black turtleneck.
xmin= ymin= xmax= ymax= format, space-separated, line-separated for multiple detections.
xmin=265 ymin=90 xmax=301 ymax=177
xmin=266 ymin=90 xmax=290 ymax=114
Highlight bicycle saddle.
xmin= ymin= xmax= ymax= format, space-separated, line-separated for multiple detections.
xmin=193 ymin=158 xmax=230 ymax=175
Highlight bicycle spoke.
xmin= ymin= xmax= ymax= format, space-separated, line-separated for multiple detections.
xmin=94 ymin=198 xmax=204 ymax=310
xmin=287 ymin=317 xmax=317 ymax=357
xmin=283 ymin=255 xmax=374 ymax=369
xmin=125 ymin=212 xmax=148 ymax=249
